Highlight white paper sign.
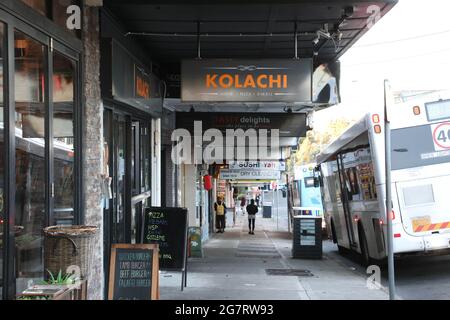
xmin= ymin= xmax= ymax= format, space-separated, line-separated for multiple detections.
xmin=219 ymin=169 xmax=281 ymax=180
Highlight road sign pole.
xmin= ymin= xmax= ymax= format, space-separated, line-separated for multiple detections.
xmin=276 ymin=188 xmax=279 ymax=231
xmin=384 ymin=79 xmax=396 ymax=300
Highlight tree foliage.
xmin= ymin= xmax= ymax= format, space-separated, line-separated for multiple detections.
xmin=295 ymin=118 xmax=352 ymax=165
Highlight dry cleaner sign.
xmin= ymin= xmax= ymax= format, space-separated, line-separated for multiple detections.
xmin=181 ymin=59 xmax=312 ymax=102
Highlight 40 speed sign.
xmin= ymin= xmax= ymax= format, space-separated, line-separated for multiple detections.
xmin=432 ymin=122 xmax=450 ymax=151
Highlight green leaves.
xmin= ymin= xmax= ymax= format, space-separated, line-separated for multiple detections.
xmin=44 ymin=269 xmax=79 ymax=285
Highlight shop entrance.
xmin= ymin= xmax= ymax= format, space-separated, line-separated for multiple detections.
xmin=102 ymin=107 xmax=152 ymax=294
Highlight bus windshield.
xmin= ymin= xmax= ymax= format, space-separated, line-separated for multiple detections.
xmin=391 ymin=122 xmax=450 ymax=170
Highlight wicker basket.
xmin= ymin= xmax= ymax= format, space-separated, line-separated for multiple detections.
xmin=44 ymin=225 xmax=98 ymax=280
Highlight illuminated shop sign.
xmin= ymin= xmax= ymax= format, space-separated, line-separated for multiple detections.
xmin=181 ymin=59 xmax=312 ymax=102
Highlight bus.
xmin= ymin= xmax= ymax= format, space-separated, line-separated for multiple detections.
xmin=316 ymin=96 xmax=450 ymax=265
xmin=293 ymin=163 xmax=324 ymax=214
xmin=292 ymin=163 xmax=325 ymax=232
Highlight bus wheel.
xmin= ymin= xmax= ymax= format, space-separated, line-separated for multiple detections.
xmin=359 ymin=224 xmax=371 ymax=267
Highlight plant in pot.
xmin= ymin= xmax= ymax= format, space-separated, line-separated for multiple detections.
xmin=17 ymin=269 xmax=80 ymax=300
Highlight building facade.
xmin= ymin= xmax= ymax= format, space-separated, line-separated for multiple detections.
xmin=0 ymin=1 xmax=168 ymax=300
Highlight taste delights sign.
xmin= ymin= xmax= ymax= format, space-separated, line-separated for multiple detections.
xmin=181 ymin=59 xmax=312 ymax=103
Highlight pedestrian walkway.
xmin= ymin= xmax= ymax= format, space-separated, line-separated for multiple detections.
xmin=159 ymin=212 xmax=389 ymax=300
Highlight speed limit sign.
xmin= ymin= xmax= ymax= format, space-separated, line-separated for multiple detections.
xmin=431 ymin=122 xmax=450 ymax=151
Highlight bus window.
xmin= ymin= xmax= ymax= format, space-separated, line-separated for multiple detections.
xmin=344 ymin=167 xmax=360 ymax=201
xmin=392 ymin=123 xmax=450 ymax=170
xmin=340 ymin=147 xmax=374 ymax=202
xmin=357 ymin=163 xmax=377 ymax=201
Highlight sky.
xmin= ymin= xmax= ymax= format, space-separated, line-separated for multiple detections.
xmin=314 ymin=0 xmax=450 ymax=129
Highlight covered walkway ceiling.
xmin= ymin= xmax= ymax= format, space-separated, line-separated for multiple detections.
xmin=104 ymin=0 xmax=397 ymax=64
xmin=103 ymin=0 xmax=397 ymax=114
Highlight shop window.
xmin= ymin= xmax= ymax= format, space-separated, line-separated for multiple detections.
xmin=14 ymin=30 xmax=46 ymax=294
xmin=0 ymin=22 xmax=5 ymax=300
xmin=53 ymin=52 xmax=76 ymax=225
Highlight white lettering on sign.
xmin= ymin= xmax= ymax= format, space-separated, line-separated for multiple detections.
xmin=366 ymin=5 xmax=381 ymax=30
xmin=66 ymin=5 xmax=81 ymax=30
xmin=228 ymin=161 xmax=285 ymax=171
xmin=431 ymin=122 xmax=450 ymax=151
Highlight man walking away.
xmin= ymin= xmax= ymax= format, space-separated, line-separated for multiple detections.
xmin=246 ymin=199 xmax=258 ymax=234
xmin=214 ymin=197 xmax=226 ymax=233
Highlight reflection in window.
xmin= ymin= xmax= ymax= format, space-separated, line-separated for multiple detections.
xmin=357 ymin=163 xmax=377 ymax=201
xmin=0 ymin=23 xmax=5 ymax=300
xmin=14 ymin=31 xmax=46 ymax=294
xmin=344 ymin=167 xmax=360 ymax=201
xmin=53 ymin=52 xmax=75 ymax=225
xmin=141 ymin=124 xmax=150 ymax=192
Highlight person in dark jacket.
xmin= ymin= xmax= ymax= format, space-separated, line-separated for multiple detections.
xmin=246 ymin=199 xmax=258 ymax=234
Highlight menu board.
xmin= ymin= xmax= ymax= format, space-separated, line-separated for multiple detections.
xmin=142 ymin=207 xmax=188 ymax=270
xmin=108 ymin=244 xmax=159 ymax=300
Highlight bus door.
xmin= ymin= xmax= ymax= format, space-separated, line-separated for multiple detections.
xmin=337 ymin=153 xmax=357 ymax=247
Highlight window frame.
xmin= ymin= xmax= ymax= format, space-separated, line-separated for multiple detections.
xmin=0 ymin=7 xmax=83 ymax=299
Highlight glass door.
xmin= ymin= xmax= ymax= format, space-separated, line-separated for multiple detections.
xmin=131 ymin=120 xmax=151 ymax=244
xmin=103 ymin=110 xmax=151 ymax=295
xmin=0 ymin=22 xmax=5 ymax=300
xmin=0 ymin=8 xmax=81 ymax=298
xmin=52 ymin=51 xmax=76 ymax=225
xmin=13 ymin=30 xmax=47 ymax=293
xmin=113 ymin=114 xmax=128 ymax=244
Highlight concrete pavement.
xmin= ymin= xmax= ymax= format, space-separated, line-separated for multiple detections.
xmin=159 ymin=210 xmax=389 ymax=300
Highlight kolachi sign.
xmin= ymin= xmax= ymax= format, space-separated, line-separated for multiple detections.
xmin=181 ymin=59 xmax=312 ymax=102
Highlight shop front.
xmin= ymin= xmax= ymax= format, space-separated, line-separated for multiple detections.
xmin=99 ymin=13 xmax=163 ymax=296
xmin=0 ymin=0 xmax=83 ymax=299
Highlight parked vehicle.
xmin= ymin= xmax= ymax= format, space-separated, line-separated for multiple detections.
xmin=316 ymin=97 xmax=450 ymax=265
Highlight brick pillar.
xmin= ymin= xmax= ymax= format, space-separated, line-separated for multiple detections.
xmin=82 ymin=4 xmax=104 ymax=300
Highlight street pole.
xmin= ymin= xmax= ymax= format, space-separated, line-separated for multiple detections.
xmin=384 ymin=79 xmax=396 ymax=300
xmin=276 ymin=188 xmax=279 ymax=231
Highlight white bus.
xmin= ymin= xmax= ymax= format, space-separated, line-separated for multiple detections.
xmin=316 ymin=97 xmax=450 ymax=265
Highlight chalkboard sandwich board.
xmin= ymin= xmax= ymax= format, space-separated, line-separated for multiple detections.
xmin=142 ymin=207 xmax=188 ymax=271
xmin=108 ymin=244 xmax=159 ymax=300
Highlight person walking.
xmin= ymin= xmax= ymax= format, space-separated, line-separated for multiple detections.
xmin=255 ymin=195 xmax=260 ymax=207
xmin=246 ymin=199 xmax=258 ymax=234
xmin=240 ymin=196 xmax=247 ymax=215
xmin=214 ymin=197 xmax=227 ymax=233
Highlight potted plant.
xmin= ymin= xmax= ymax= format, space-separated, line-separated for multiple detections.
xmin=17 ymin=269 xmax=80 ymax=300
